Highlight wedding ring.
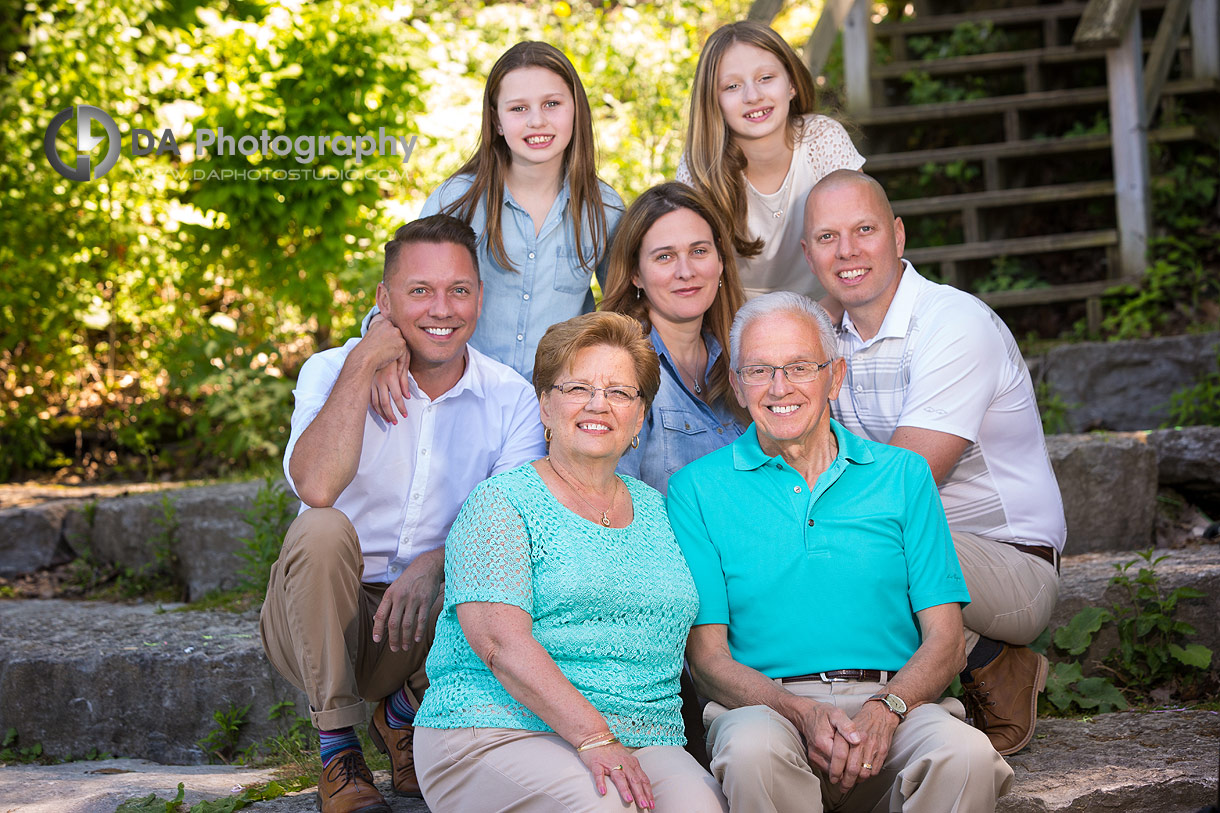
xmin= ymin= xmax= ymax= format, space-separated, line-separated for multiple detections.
xmin=612 ymin=765 xmax=623 ymax=771
xmin=862 ymin=762 xmax=873 ymax=770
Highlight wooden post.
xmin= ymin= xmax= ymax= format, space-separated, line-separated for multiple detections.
xmin=1192 ymin=0 xmax=1220 ymax=79
xmin=844 ymin=0 xmax=872 ymax=113
xmin=1106 ymin=12 xmax=1151 ymax=278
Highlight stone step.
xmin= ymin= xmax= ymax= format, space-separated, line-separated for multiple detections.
xmin=0 ymin=599 xmax=307 ymax=765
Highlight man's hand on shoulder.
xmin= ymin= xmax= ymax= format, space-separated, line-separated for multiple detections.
xmin=357 ymin=313 xmax=410 ymax=376
xmin=372 ymin=548 xmax=444 ymax=652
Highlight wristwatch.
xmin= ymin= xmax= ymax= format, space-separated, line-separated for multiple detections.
xmin=867 ymin=692 xmax=907 ymax=722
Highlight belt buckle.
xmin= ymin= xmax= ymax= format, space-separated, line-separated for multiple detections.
xmin=819 ymin=670 xmax=857 ymax=682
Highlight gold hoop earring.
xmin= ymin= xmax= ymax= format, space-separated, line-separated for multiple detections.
xmin=631 ymin=435 xmax=639 ymax=449
xmin=544 ymin=427 xmax=553 ymax=443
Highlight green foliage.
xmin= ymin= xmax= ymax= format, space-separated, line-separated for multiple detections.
xmin=116 ymin=779 xmax=302 ymax=813
xmin=907 ymin=21 xmax=1012 ymax=61
xmin=973 ymin=256 xmax=1048 ymax=294
xmin=1035 ymin=380 xmax=1077 ymax=435
xmin=118 ymin=495 xmax=184 ymax=600
xmin=901 ymin=70 xmax=987 ymax=106
xmin=1041 ymin=549 xmax=1213 ymax=714
xmin=236 ymin=478 xmax=296 ymax=591
xmin=1105 ymin=550 xmax=1213 ymax=692
xmin=0 ymin=0 xmax=750 ymax=483
xmin=0 ymin=727 xmax=44 ymax=764
xmin=197 ymin=702 xmax=250 ymax=764
xmin=116 ymin=782 xmax=186 ymax=813
xmin=1165 ymin=345 xmax=1220 ymax=427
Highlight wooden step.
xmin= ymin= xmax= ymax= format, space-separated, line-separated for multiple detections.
xmin=873 ymin=2 xmax=1090 ymax=37
xmin=855 ymin=77 xmax=1216 ymax=125
xmin=864 ymin=124 xmax=1199 ymax=171
xmin=890 ymin=179 xmax=1116 ymax=213
xmin=903 ymin=228 xmax=1116 ymax=264
xmin=977 ymin=276 xmax=1139 ymax=308
xmin=871 ymin=38 xmax=1184 ymax=79
xmin=872 ymin=0 xmax=1165 ymax=38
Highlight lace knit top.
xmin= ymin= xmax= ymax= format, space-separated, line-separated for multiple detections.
xmin=413 ymin=463 xmax=699 ymax=747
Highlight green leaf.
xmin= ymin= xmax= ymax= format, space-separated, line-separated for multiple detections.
xmin=1053 ymin=607 xmax=1111 ymax=655
xmin=1169 ymin=643 xmax=1213 ymax=670
xmin=1073 ymin=677 xmax=1129 ymax=713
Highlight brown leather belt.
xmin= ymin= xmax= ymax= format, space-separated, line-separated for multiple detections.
xmin=1004 ymin=541 xmax=1061 ymax=574
xmin=780 ymin=669 xmax=889 ymax=684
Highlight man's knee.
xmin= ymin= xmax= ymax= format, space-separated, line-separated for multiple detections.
xmin=708 ymin=705 xmax=805 ymax=780
xmin=901 ymin=719 xmax=1012 ymax=796
xmin=280 ymin=507 xmax=361 ymax=566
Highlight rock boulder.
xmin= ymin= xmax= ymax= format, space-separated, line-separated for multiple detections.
xmin=1045 ymin=433 xmax=1158 ymax=554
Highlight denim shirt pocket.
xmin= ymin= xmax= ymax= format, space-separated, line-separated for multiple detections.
xmin=554 ymin=245 xmax=595 ymax=294
xmin=660 ymin=407 xmax=710 ymax=473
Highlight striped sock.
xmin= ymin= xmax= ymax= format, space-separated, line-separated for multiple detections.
xmin=319 ymin=727 xmax=360 ymax=766
xmin=384 ymin=687 xmax=416 ymax=729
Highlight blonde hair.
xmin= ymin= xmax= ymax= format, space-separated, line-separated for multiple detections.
xmin=600 ymin=183 xmax=747 ymax=423
xmin=683 ymin=22 xmax=818 ymax=258
xmin=533 ymin=311 xmax=662 ymax=412
xmin=441 ymin=42 xmax=609 ymax=274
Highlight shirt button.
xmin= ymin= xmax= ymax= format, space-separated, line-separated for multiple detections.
xmin=517 ymin=334 xmax=524 ymax=341
xmin=717 ymin=427 xmax=724 ymax=434
xmin=523 ymin=293 xmax=530 ymax=301
xmin=776 ymin=462 xmax=783 ymax=469
xmin=793 ymin=486 xmax=802 ymax=493
xmin=422 ymin=449 xmax=429 ymax=455
xmin=808 ymin=519 xmax=815 ymax=527
xmin=528 ymin=252 xmax=536 ymax=259
xmin=856 ymin=384 xmax=864 ymax=393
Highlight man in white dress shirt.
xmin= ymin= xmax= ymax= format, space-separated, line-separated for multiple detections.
xmin=260 ymin=214 xmax=546 ymax=813
xmin=801 ymin=170 xmax=1066 ymax=758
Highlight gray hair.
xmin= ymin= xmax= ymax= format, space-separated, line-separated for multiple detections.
xmin=729 ymin=291 xmax=841 ymax=372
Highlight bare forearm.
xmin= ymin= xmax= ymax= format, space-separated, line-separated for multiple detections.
xmin=885 ymin=609 xmax=966 ymax=707
xmin=486 ymin=636 xmax=610 ymax=744
xmin=290 ymin=348 xmax=380 ymax=507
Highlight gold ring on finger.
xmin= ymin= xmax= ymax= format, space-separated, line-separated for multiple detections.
xmin=862 ymin=763 xmax=873 ymax=770
xmin=612 ymin=765 xmax=623 ymax=771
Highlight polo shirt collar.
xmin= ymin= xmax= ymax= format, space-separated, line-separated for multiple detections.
xmin=841 ymin=259 xmax=921 ymax=345
xmin=732 ymin=419 xmax=874 ymax=471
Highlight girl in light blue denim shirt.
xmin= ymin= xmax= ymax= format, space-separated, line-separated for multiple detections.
xmin=602 ymin=183 xmax=749 ymax=494
xmin=364 ymin=42 xmax=623 ymax=421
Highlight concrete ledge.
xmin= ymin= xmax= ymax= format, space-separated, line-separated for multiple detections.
xmin=0 ymin=599 xmax=306 ymax=764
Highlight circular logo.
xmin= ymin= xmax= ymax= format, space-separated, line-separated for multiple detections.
xmin=44 ymin=105 xmax=121 ymax=182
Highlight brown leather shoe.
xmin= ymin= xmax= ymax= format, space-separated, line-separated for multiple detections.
xmin=315 ymin=748 xmax=389 ymax=813
xmin=369 ymin=698 xmax=422 ymax=797
xmin=962 ymin=644 xmax=1049 ymax=756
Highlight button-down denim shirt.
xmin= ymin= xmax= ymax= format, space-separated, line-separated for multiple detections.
xmin=617 ymin=327 xmax=746 ymax=495
xmin=364 ymin=174 xmax=625 ymax=380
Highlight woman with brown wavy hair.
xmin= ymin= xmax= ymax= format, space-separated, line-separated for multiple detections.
xmin=601 ymin=182 xmax=748 ymax=494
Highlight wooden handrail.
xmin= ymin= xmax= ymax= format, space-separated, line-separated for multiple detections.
xmin=1072 ymin=0 xmax=1141 ymax=48
xmin=1143 ymin=0 xmax=1193 ymax=115
xmin=803 ymin=0 xmax=859 ymax=78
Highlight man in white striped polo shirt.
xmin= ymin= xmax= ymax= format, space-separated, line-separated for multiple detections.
xmin=801 ymin=170 xmax=1066 ymax=756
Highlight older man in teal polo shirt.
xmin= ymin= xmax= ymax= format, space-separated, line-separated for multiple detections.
xmin=667 ymin=291 xmax=1012 ymax=813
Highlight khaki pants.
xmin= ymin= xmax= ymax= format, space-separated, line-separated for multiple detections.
xmin=259 ymin=507 xmax=434 ymax=731
xmin=704 ymin=680 xmax=1012 ymax=813
xmin=415 ymin=727 xmax=728 ymax=813
xmin=952 ymin=531 xmax=1059 ymax=654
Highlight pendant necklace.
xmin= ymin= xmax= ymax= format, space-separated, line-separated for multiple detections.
xmin=546 ymin=457 xmax=617 ymax=527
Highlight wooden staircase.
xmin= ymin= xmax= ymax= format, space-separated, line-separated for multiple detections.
xmin=800 ymin=0 xmax=1220 ymax=331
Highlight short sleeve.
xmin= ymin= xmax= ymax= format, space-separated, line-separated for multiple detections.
xmin=675 ymin=155 xmax=693 ymax=186
xmin=445 ymin=481 xmax=534 ymax=614
xmin=901 ymin=457 xmax=970 ymax=612
xmin=897 ymin=306 xmax=1005 ymax=442
xmin=666 ymin=475 xmax=730 ymax=625
xmin=804 ymin=116 xmax=866 ymax=179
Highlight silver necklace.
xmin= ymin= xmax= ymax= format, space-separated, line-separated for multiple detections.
xmin=672 ymin=344 xmax=708 ymax=395
xmin=747 ymin=163 xmax=795 ymax=220
xmin=546 ymin=457 xmax=617 ymax=527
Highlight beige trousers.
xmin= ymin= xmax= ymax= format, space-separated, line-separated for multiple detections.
xmin=415 ymin=727 xmax=728 ymax=813
xmin=259 ymin=507 xmax=433 ymax=731
xmin=704 ymin=680 xmax=1012 ymax=813
xmin=952 ymin=531 xmax=1060 ymax=654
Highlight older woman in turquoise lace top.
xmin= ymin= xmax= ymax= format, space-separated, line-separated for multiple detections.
xmin=413 ymin=311 xmax=726 ymax=813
